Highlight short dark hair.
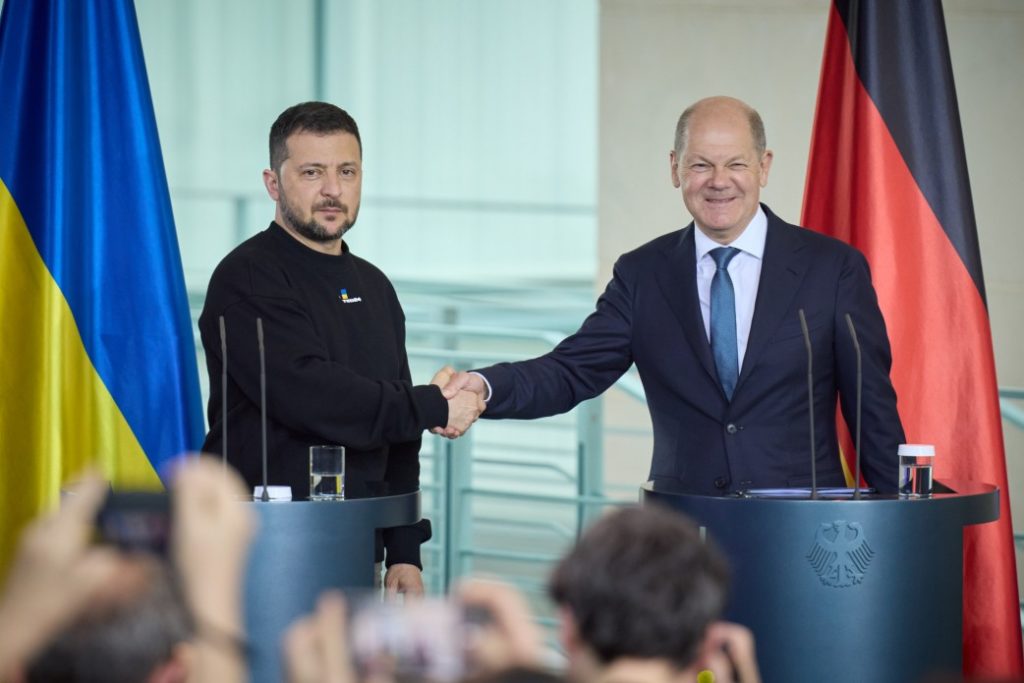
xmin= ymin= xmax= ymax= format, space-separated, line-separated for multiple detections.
xmin=674 ymin=100 xmax=766 ymax=157
xmin=26 ymin=557 xmax=194 ymax=683
xmin=548 ymin=505 xmax=729 ymax=670
xmin=269 ymin=101 xmax=362 ymax=172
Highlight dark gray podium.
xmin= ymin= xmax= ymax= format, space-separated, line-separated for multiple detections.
xmin=641 ymin=481 xmax=998 ymax=683
xmin=242 ymin=491 xmax=421 ymax=683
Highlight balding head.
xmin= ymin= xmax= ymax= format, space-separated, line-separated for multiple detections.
xmin=674 ymin=96 xmax=766 ymax=158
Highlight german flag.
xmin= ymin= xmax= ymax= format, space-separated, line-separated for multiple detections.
xmin=802 ymin=0 xmax=1022 ymax=675
xmin=0 ymin=0 xmax=203 ymax=577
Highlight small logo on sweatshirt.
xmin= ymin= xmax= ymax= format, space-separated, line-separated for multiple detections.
xmin=338 ymin=288 xmax=363 ymax=304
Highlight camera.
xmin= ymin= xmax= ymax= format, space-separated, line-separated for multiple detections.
xmin=94 ymin=491 xmax=171 ymax=556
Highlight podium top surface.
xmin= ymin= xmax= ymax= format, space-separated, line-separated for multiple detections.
xmin=240 ymin=489 xmax=421 ymax=530
xmin=642 ymin=479 xmax=998 ymax=526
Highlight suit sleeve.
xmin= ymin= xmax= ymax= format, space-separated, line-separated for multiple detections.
xmin=208 ymin=266 xmax=448 ymax=451
xmin=833 ymin=249 xmax=905 ymax=492
xmin=477 ymin=258 xmax=636 ymax=419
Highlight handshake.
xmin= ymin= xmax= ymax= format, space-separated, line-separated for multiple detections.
xmin=430 ymin=365 xmax=487 ymax=439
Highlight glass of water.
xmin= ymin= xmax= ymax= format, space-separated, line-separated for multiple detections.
xmin=309 ymin=445 xmax=345 ymax=501
xmin=898 ymin=443 xmax=934 ymax=498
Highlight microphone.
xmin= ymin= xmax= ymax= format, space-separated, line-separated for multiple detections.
xmin=798 ymin=309 xmax=817 ymax=499
xmin=219 ymin=316 xmax=227 ymax=472
xmin=257 ymin=317 xmax=269 ymax=502
xmin=845 ymin=313 xmax=863 ymax=500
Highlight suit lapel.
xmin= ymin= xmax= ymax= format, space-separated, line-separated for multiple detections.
xmin=737 ymin=207 xmax=810 ymax=392
xmin=654 ymin=225 xmax=719 ymax=386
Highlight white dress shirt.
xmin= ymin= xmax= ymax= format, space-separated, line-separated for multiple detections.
xmin=694 ymin=207 xmax=767 ymax=371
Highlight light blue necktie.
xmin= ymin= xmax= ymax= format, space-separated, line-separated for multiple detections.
xmin=710 ymin=247 xmax=740 ymax=399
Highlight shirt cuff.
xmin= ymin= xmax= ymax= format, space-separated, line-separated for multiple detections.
xmin=469 ymin=371 xmax=492 ymax=402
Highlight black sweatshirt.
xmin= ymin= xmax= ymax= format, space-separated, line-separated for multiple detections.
xmin=199 ymin=222 xmax=447 ymax=567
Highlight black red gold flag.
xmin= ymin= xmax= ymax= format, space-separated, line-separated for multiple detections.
xmin=802 ymin=1 xmax=1022 ymax=674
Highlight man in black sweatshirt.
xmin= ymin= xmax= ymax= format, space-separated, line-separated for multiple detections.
xmin=199 ymin=102 xmax=483 ymax=595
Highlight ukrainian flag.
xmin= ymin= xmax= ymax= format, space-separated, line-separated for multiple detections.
xmin=0 ymin=0 xmax=203 ymax=575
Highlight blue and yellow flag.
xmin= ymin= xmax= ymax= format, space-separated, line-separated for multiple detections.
xmin=0 ymin=0 xmax=203 ymax=574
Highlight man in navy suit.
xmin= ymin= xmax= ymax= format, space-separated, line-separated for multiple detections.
xmin=441 ymin=96 xmax=904 ymax=495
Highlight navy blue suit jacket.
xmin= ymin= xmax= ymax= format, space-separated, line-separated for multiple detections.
xmin=478 ymin=206 xmax=904 ymax=495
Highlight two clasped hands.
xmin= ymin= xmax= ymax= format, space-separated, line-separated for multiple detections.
xmin=430 ymin=365 xmax=487 ymax=438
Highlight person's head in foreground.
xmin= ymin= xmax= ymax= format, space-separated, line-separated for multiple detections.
xmin=549 ymin=504 xmax=749 ymax=683
xmin=23 ymin=555 xmax=194 ymax=683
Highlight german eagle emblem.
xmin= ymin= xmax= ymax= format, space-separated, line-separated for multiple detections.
xmin=806 ymin=521 xmax=874 ymax=588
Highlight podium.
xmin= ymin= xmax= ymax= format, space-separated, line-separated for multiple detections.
xmin=242 ymin=491 xmax=421 ymax=683
xmin=641 ymin=481 xmax=998 ymax=683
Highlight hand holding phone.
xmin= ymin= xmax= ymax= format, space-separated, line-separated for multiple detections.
xmin=0 ymin=472 xmax=122 ymax=678
xmin=349 ymin=594 xmax=474 ymax=682
xmin=456 ymin=579 xmax=543 ymax=675
xmin=95 ymin=491 xmax=171 ymax=556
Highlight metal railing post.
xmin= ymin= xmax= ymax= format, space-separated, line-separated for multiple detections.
xmin=576 ymin=397 xmax=604 ymax=535
xmin=440 ymin=437 xmax=454 ymax=591
xmin=443 ymin=429 xmax=474 ymax=593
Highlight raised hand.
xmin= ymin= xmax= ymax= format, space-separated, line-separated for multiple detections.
xmin=172 ymin=457 xmax=255 ymax=621
xmin=283 ymin=591 xmax=356 ymax=683
xmin=699 ymin=621 xmax=761 ymax=683
xmin=0 ymin=471 xmax=122 ymax=677
xmin=171 ymin=456 xmax=256 ymax=683
xmin=457 ymin=579 xmax=543 ymax=675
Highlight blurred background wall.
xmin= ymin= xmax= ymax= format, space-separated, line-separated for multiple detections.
xmin=134 ymin=0 xmax=598 ymax=290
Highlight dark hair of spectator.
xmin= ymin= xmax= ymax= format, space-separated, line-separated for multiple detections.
xmin=26 ymin=557 xmax=194 ymax=683
xmin=548 ymin=504 xmax=730 ymax=670
xmin=269 ymin=101 xmax=362 ymax=172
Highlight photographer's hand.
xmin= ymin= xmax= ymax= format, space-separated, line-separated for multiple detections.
xmin=699 ymin=621 xmax=761 ymax=683
xmin=457 ymin=578 xmax=544 ymax=674
xmin=0 ymin=471 xmax=122 ymax=678
xmin=284 ymin=590 xmax=358 ymax=683
xmin=172 ymin=456 xmax=256 ymax=683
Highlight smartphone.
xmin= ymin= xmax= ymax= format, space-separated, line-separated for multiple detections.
xmin=95 ymin=491 xmax=171 ymax=555
xmin=349 ymin=595 xmax=489 ymax=683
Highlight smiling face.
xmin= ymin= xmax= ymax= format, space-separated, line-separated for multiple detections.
xmin=262 ymin=130 xmax=362 ymax=254
xmin=670 ymin=99 xmax=772 ymax=245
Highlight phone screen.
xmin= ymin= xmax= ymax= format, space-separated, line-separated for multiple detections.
xmin=349 ymin=595 xmax=472 ymax=682
xmin=95 ymin=491 xmax=171 ymax=555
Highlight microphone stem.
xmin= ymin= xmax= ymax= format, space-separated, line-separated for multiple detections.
xmin=799 ymin=309 xmax=817 ymax=500
xmin=258 ymin=318 xmax=269 ymax=502
xmin=845 ymin=314 xmax=863 ymax=500
xmin=219 ymin=316 xmax=227 ymax=474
